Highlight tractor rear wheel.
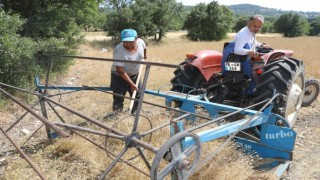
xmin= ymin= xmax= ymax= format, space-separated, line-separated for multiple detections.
xmin=252 ymin=57 xmax=305 ymax=128
xmin=170 ymin=65 xmax=196 ymax=93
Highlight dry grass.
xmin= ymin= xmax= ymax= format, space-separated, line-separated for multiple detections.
xmin=1 ymin=31 xmax=320 ymax=179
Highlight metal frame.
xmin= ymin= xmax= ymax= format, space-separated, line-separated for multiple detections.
xmin=0 ymin=54 xmax=296 ymax=179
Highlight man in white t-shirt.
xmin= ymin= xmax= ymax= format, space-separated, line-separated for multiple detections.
xmin=233 ymin=14 xmax=270 ymax=57
xmin=108 ymin=29 xmax=146 ymax=117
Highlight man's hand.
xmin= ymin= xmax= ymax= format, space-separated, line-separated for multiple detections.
xmin=130 ymin=84 xmax=138 ymax=92
xmin=247 ymin=50 xmax=257 ymax=57
xmin=261 ymin=43 xmax=270 ymax=49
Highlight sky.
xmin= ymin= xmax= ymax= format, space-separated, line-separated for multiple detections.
xmin=177 ymin=0 xmax=320 ymax=12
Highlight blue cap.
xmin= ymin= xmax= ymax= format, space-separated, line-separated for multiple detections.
xmin=121 ymin=29 xmax=137 ymax=41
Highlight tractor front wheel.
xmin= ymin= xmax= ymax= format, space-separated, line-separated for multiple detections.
xmin=302 ymin=79 xmax=319 ymax=107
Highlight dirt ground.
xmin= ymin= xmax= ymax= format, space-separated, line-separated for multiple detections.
xmin=0 ymin=32 xmax=319 ymax=179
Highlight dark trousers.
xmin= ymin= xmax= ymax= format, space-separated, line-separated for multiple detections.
xmin=110 ymin=73 xmax=141 ymax=113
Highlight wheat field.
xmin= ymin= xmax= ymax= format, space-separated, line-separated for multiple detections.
xmin=1 ymin=31 xmax=319 ymax=179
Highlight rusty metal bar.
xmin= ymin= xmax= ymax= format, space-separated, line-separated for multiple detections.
xmin=73 ymin=132 xmax=150 ymax=177
xmin=42 ymin=54 xmax=180 ymax=69
xmin=130 ymin=137 xmax=158 ymax=153
xmin=141 ymin=113 xmax=190 ymax=137
xmin=42 ymin=96 xmax=126 ymax=136
xmin=22 ymin=124 xmax=44 ymax=146
xmin=0 ymin=87 xmax=69 ymax=138
xmin=0 ymin=127 xmax=46 ymax=179
xmin=5 ymin=101 xmax=39 ymax=132
xmin=0 ymin=82 xmax=40 ymax=95
xmin=99 ymin=147 xmax=128 ymax=180
xmin=132 ymin=65 xmax=151 ymax=132
xmin=81 ymin=85 xmax=214 ymax=121
xmin=54 ymin=122 xmax=125 ymax=140
xmin=42 ymin=96 xmax=160 ymax=153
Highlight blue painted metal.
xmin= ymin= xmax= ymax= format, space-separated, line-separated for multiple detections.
xmin=260 ymin=124 xmax=296 ymax=151
xmin=35 ymin=75 xmax=295 ymax=179
xmin=234 ymin=137 xmax=292 ymax=160
xmin=146 ymin=89 xmax=258 ymax=116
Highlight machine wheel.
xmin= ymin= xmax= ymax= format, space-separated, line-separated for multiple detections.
xmin=302 ymin=79 xmax=319 ymax=106
xmin=105 ymin=115 xmax=153 ymax=161
xmin=253 ymin=57 xmax=305 ymax=128
xmin=150 ymin=131 xmax=201 ymax=180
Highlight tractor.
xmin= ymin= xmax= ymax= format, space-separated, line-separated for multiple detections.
xmin=170 ymin=45 xmax=307 ymax=128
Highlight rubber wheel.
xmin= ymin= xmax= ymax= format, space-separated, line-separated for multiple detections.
xmin=252 ymin=57 xmax=305 ymax=128
xmin=302 ymin=79 xmax=319 ymax=106
xmin=170 ymin=65 xmax=196 ymax=93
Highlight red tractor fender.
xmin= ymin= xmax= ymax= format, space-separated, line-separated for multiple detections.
xmin=188 ymin=50 xmax=222 ymax=81
xmin=262 ymin=50 xmax=294 ymax=62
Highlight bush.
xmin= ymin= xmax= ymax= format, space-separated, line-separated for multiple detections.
xmin=0 ymin=13 xmax=38 ymax=90
xmin=36 ymin=38 xmax=77 ymax=75
xmin=0 ymin=12 xmax=78 ymax=98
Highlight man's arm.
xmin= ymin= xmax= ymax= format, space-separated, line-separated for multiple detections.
xmin=116 ymin=66 xmax=137 ymax=92
xmin=234 ymin=35 xmax=250 ymax=56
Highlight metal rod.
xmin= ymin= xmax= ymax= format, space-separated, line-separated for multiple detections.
xmin=42 ymin=96 xmax=127 ymax=136
xmin=141 ymin=113 xmax=190 ymax=137
xmin=0 ymin=127 xmax=46 ymax=179
xmin=130 ymin=137 xmax=159 ymax=153
xmin=46 ymin=101 xmax=66 ymax=123
xmin=74 ymin=132 xmax=150 ymax=177
xmin=98 ymin=147 xmax=128 ymax=180
xmin=22 ymin=124 xmax=44 ymax=146
xmin=135 ymin=146 xmax=151 ymax=169
xmin=53 ymin=122 xmax=125 ymax=140
xmin=42 ymin=54 xmax=180 ymax=69
xmin=0 ymin=87 xmax=69 ymax=138
xmin=79 ymin=85 xmax=215 ymax=121
xmin=39 ymin=96 xmax=51 ymax=138
xmin=5 ymin=101 xmax=40 ymax=132
xmin=0 ymin=82 xmax=41 ymax=96
xmin=187 ymin=99 xmax=268 ymax=133
xmin=196 ymin=94 xmax=278 ymax=171
xmin=132 ymin=65 xmax=151 ymax=132
xmin=42 ymin=96 xmax=160 ymax=153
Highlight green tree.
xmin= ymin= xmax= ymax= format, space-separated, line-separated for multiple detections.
xmin=274 ymin=13 xmax=309 ymax=37
xmin=184 ymin=1 xmax=234 ymax=41
xmin=233 ymin=16 xmax=250 ymax=32
xmin=1 ymin=0 xmax=102 ymax=39
xmin=0 ymin=12 xmax=37 ymax=90
xmin=105 ymin=0 xmax=183 ymax=41
xmin=151 ymin=0 xmax=183 ymax=41
xmin=261 ymin=21 xmax=273 ymax=34
xmin=183 ymin=3 xmax=207 ymax=41
xmin=308 ymin=17 xmax=320 ymax=36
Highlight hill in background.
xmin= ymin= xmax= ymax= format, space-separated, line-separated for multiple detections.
xmin=184 ymin=3 xmax=320 ymax=19
xmin=229 ymin=4 xmax=320 ymax=18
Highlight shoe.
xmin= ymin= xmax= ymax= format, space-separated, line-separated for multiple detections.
xmin=103 ymin=112 xmax=118 ymax=120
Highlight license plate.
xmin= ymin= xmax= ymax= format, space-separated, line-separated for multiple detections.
xmin=225 ymin=62 xmax=241 ymax=71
